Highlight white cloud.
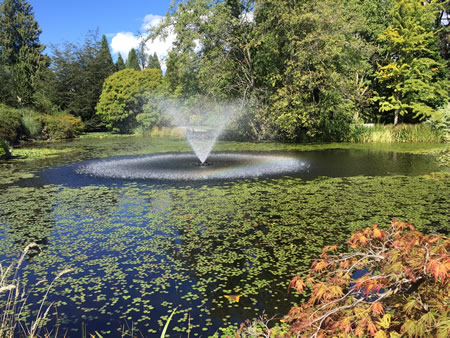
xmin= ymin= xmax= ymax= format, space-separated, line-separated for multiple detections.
xmin=141 ymin=14 xmax=164 ymax=31
xmin=110 ymin=32 xmax=139 ymax=60
xmin=109 ymin=14 xmax=175 ymax=73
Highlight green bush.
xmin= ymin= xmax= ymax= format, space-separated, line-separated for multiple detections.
xmin=37 ymin=114 xmax=84 ymax=139
xmin=0 ymin=104 xmax=23 ymax=142
xmin=0 ymin=140 xmax=11 ymax=159
xmin=426 ymin=102 xmax=450 ymax=142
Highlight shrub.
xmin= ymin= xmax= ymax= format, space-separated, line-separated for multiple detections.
xmin=427 ymin=102 xmax=450 ymax=142
xmin=283 ymin=220 xmax=449 ymax=337
xmin=0 ymin=104 xmax=23 ymax=142
xmin=0 ymin=140 xmax=11 ymax=159
xmin=37 ymin=114 xmax=84 ymax=139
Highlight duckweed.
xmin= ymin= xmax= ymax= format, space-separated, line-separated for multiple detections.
xmin=0 ymin=137 xmax=448 ymax=335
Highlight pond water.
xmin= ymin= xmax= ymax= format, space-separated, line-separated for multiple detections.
xmin=0 ymin=137 xmax=448 ymax=336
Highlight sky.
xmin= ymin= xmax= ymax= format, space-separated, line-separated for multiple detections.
xmin=28 ymin=0 xmax=175 ymax=70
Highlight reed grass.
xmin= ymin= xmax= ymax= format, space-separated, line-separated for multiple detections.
xmin=148 ymin=127 xmax=185 ymax=139
xmin=0 ymin=243 xmax=72 ymax=337
xmin=21 ymin=113 xmax=42 ymax=138
xmin=351 ymin=123 xmax=444 ymax=143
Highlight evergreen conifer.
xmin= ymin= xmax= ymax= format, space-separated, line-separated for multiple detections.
xmin=126 ymin=48 xmax=140 ymax=71
xmin=116 ymin=54 xmax=126 ymax=71
xmin=0 ymin=0 xmax=47 ymax=106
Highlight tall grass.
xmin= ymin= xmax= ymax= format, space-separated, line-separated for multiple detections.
xmin=21 ymin=113 xmax=42 ymax=138
xmin=0 ymin=243 xmax=72 ymax=337
xmin=134 ymin=126 xmax=185 ymax=139
xmin=350 ymin=123 xmax=444 ymax=143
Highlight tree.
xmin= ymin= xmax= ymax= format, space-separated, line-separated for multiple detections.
xmin=95 ymin=35 xmax=115 ymax=78
xmin=0 ymin=0 xmax=47 ymax=107
xmin=256 ymin=0 xmax=375 ymax=140
xmin=96 ymin=68 xmax=162 ymax=133
xmin=148 ymin=52 xmax=161 ymax=71
xmin=83 ymin=34 xmax=115 ymax=129
xmin=282 ymin=220 xmax=449 ymax=337
xmin=136 ymin=39 xmax=148 ymax=69
xmin=48 ymin=30 xmax=115 ymax=127
xmin=374 ymin=0 xmax=449 ymax=125
xmin=126 ymin=48 xmax=140 ymax=70
xmin=116 ymin=53 xmax=126 ymax=71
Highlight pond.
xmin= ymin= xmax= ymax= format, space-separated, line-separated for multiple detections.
xmin=0 ymin=136 xmax=448 ymax=336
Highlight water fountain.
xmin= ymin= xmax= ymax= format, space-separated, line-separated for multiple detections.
xmin=161 ymin=98 xmax=236 ymax=165
xmin=76 ymin=99 xmax=305 ymax=181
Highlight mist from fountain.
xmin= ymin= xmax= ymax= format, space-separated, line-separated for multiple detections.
xmin=158 ymin=99 xmax=239 ymax=163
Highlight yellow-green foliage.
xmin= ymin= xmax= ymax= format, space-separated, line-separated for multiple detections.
xmin=37 ymin=114 xmax=84 ymax=139
xmin=96 ymin=68 xmax=163 ymax=133
xmin=374 ymin=0 xmax=449 ymax=124
xmin=353 ymin=124 xmax=443 ymax=143
xmin=146 ymin=127 xmax=185 ymax=139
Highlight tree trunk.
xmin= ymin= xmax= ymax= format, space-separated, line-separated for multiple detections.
xmin=394 ymin=109 xmax=399 ymax=126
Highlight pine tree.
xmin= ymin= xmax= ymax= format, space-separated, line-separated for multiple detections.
xmin=96 ymin=35 xmax=115 ymax=77
xmin=126 ymin=48 xmax=140 ymax=71
xmin=80 ymin=34 xmax=115 ymax=128
xmin=0 ymin=0 xmax=47 ymax=106
xmin=148 ymin=52 xmax=162 ymax=71
xmin=374 ymin=0 xmax=449 ymax=125
xmin=116 ymin=54 xmax=126 ymax=71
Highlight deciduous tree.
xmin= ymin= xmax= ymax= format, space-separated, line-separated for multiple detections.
xmin=284 ymin=220 xmax=449 ymax=337
xmin=374 ymin=0 xmax=450 ymax=125
xmin=96 ymin=68 xmax=163 ymax=133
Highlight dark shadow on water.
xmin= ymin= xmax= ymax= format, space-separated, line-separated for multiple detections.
xmin=18 ymin=149 xmax=439 ymax=189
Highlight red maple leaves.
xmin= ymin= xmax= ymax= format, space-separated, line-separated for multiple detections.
xmin=284 ymin=220 xmax=449 ymax=337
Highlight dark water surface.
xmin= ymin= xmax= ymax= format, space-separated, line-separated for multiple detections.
xmin=0 ymin=139 xmax=448 ymax=337
xmin=19 ymin=148 xmax=440 ymax=188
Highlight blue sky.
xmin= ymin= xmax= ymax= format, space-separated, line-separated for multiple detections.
xmin=28 ymin=0 xmax=174 ymax=65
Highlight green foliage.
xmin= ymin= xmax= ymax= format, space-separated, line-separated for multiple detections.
xmin=126 ymin=48 xmax=140 ymax=71
xmin=262 ymin=0 xmax=374 ymax=141
xmin=116 ymin=53 xmax=126 ymax=71
xmin=147 ymin=52 xmax=161 ymax=71
xmin=426 ymin=102 xmax=450 ymax=142
xmin=96 ymin=68 xmax=163 ymax=133
xmin=374 ymin=0 xmax=450 ymax=125
xmin=37 ymin=114 xmax=83 ymax=139
xmin=0 ymin=104 xmax=23 ymax=142
xmin=0 ymin=139 xmax=11 ymax=159
xmin=49 ymin=30 xmax=116 ymax=126
xmin=152 ymin=0 xmax=380 ymax=141
xmin=0 ymin=0 xmax=48 ymax=107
